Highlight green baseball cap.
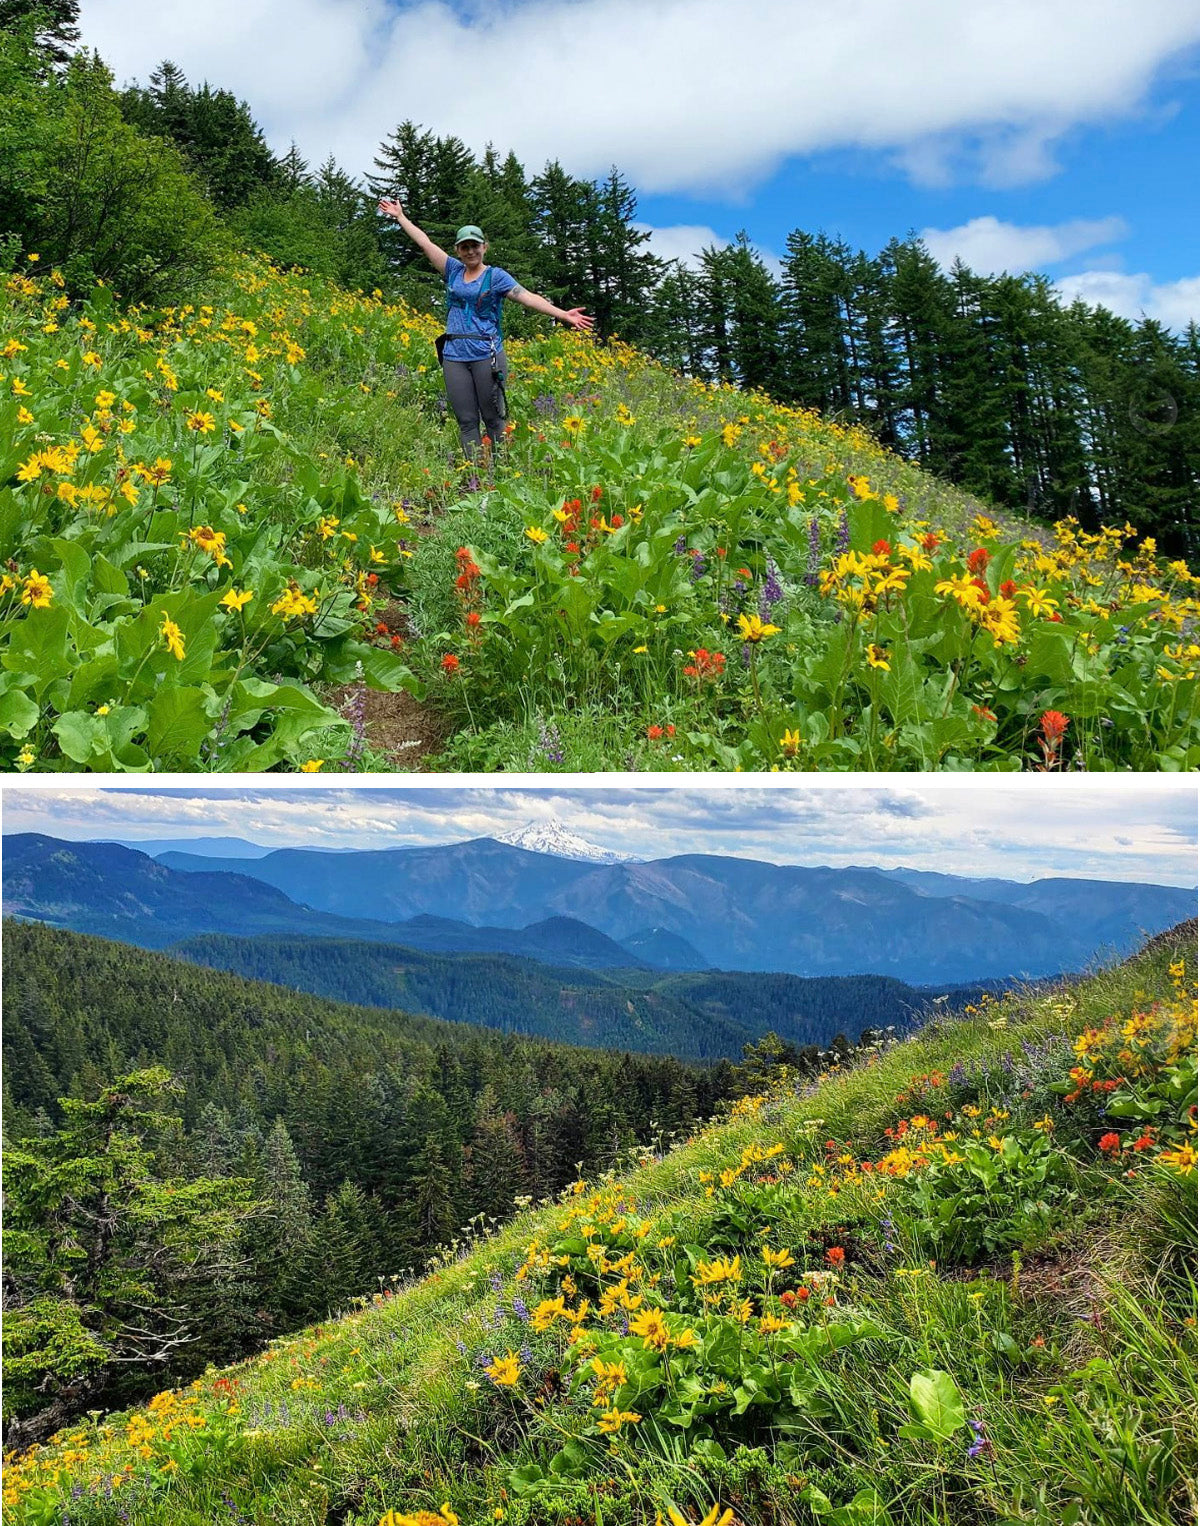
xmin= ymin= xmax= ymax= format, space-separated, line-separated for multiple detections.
xmin=454 ymin=225 xmax=485 ymax=245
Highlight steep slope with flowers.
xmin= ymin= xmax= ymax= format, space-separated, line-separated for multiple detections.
xmin=5 ymin=922 xmax=1195 ymax=1526
xmin=2 ymin=255 xmax=1198 ymax=772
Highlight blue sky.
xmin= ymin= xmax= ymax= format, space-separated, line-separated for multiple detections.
xmin=3 ymin=782 xmax=1197 ymax=887
xmin=77 ymin=0 xmax=1200 ymax=327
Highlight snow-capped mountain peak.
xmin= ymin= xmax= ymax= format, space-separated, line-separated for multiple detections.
xmin=496 ymin=819 xmax=634 ymax=865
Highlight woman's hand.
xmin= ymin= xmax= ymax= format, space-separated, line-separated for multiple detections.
xmin=563 ymin=309 xmax=595 ymax=332
xmin=378 ymin=198 xmax=404 ymax=220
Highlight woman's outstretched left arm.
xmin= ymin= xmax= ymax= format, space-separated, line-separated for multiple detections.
xmin=509 ymin=288 xmax=594 ymax=331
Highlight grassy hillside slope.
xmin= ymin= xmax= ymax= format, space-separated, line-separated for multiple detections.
xmin=2 ymin=257 xmax=1198 ymax=771
xmin=5 ymin=923 xmax=1195 ymax=1526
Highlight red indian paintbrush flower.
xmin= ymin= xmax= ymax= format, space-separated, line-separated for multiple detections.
xmin=1040 ymin=710 xmax=1070 ymax=741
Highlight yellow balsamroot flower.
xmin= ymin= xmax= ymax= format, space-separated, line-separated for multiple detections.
xmin=220 ymin=588 xmax=254 ymax=613
xmin=1158 ymin=1144 xmax=1197 ymax=1173
xmin=21 ymin=569 xmax=53 ymax=608
xmin=935 ymin=573 xmax=988 ymax=612
xmin=866 ymin=643 xmax=891 ymax=671
xmin=300 ymin=760 xmax=324 ymax=773
xmin=483 ymin=1352 xmax=521 ymax=1387
xmin=736 ymin=613 xmax=779 ymax=644
xmin=1019 ymin=586 xmax=1059 ymax=618
xmin=272 ymin=586 xmax=319 ymax=619
xmin=896 ymin=543 xmax=932 ymax=572
xmin=979 ymin=596 xmax=1020 ymax=647
xmin=138 ymin=457 xmax=173 ymax=485
xmin=185 ymin=410 xmax=217 ymax=433
xmin=597 ymin=1407 xmax=641 ymax=1434
xmin=591 ymin=1357 xmax=627 ymax=1403
xmin=762 ymin=1246 xmax=795 ymax=1269
xmin=160 ymin=614 xmax=186 ymax=661
xmin=628 ymin=1308 xmax=670 ymax=1352
xmin=186 ymin=526 xmax=232 ymax=568
xmin=692 ymin=1254 xmax=741 ymax=1287
xmin=780 ymin=728 xmax=801 ymax=757
xmin=758 ymin=1313 xmax=789 ymax=1335
xmin=668 ymin=1507 xmax=734 ymax=1526
xmin=531 ymin=1296 xmax=566 ymax=1331
xmin=524 ymin=526 xmax=549 ymax=544
xmin=378 ymin=1507 xmax=459 ymax=1526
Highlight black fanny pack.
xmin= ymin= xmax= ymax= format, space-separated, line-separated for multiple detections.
xmin=436 ymin=333 xmax=504 ymax=375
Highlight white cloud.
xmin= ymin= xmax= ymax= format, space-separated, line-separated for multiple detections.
xmin=1055 ymin=268 xmax=1200 ymax=327
xmin=635 ymin=224 xmax=783 ymax=278
xmin=635 ymin=224 xmax=728 ymax=270
xmin=76 ymin=0 xmax=1200 ymax=196
xmin=919 ymin=215 xmax=1129 ymax=274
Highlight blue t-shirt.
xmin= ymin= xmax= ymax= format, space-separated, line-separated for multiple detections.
xmin=442 ymin=257 xmax=522 ymax=363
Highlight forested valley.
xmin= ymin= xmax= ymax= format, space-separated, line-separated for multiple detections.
xmin=2 ymin=919 xmax=755 ymax=1437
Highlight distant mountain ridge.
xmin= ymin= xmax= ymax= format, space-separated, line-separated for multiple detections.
xmin=148 ymin=838 xmax=1194 ymax=981
xmin=6 ymin=831 xmax=1192 ymax=985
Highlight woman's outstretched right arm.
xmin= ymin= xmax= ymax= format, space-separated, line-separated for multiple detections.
xmin=377 ymin=199 xmax=449 ymax=275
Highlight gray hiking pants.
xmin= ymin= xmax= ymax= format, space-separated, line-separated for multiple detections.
xmin=442 ymin=352 xmax=508 ymax=456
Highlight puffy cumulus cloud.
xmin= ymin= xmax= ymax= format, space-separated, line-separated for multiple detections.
xmin=919 ymin=215 xmax=1129 ymax=274
xmin=636 ymin=224 xmax=785 ymax=278
xmin=1054 ymin=268 xmax=1200 ymax=328
xmin=77 ymin=0 xmax=1200 ymax=195
xmin=3 ymin=783 xmax=1196 ymax=888
xmin=635 ymin=224 xmax=729 ymax=270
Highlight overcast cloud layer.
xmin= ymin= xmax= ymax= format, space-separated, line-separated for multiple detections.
xmin=78 ymin=0 xmax=1200 ymax=197
xmin=3 ymin=783 xmax=1196 ymax=889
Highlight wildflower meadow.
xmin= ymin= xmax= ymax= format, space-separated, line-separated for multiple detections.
xmin=2 ymin=255 xmax=1198 ymax=772
xmin=4 ymin=926 xmax=1195 ymax=1525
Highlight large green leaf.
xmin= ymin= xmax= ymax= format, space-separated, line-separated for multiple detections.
xmin=907 ymin=1368 xmax=966 ymax=1441
xmin=145 ymin=686 xmax=217 ymax=763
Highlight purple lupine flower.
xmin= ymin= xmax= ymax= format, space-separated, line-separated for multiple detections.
xmin=519 ymin=1344 xmax=534 ymax=1364
xmin=490 ymin=1271 xmax=503 ymax=1292
xmin=805 ymin=516 xmax=822 ymax=586
xmin=741 ymin=644 xmax=752 ymax=668
xmin=536 ymin=718 xmax=564 ymax=765
xmin=966 ymin=1419 xmax=991 ymax=1460
xmin=466 ymin=474 xmax=480 ymax=493
xmin=493 ymin=1306 xmax=506 ymax=1328
xmin=533 ymin=393 xmax=557 ymax=415
xmin=618 ymin=1313 xmax=629 ymax=1336
xmin=763 ymin=558 xmax=783 ymax=606
xmin=512 ymin=1297 xmax=530 ymax=1324
xmin=835 ymin=509 xmax=850 ymax=556
xmin=948 ymin=1061 xmax=967 ymax=1088
xmin=881 ymin=1213 xmax=896 ymax=1253
xmin=673 ymin=535 xmax=688 ymax=557
xmin=341 ymin=675 xmax=367 ymax=770
xmin=476 ymin=1349 xmax=494 ymax=1370
xmin=690 ymin=552 xmax=706 ymax=583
